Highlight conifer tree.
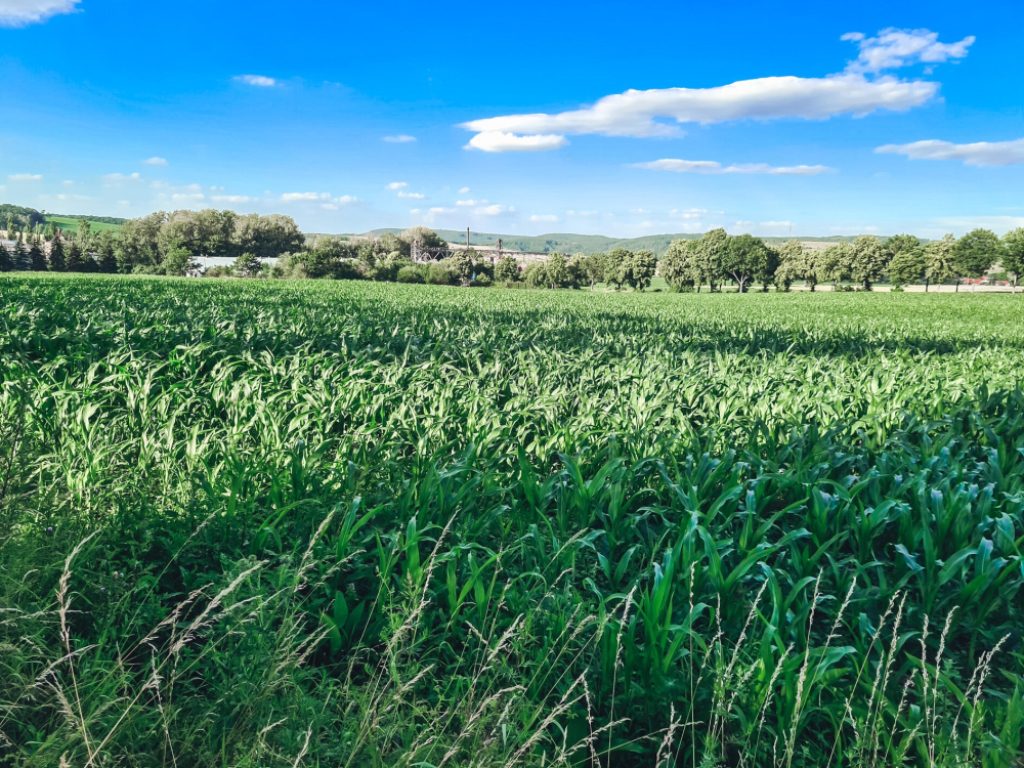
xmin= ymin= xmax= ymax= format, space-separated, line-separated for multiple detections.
xmin=66 ymin=243 xmax=84 ymax=272
xmin=0 ymin=243 xmax=12 ymax=272
xmin=49 ymin=239 xmax=66 ymax=272
xmin=96 ymin=231 xmax=118 ymax=273
xmin=12 ymin=240 xmax=30 ymax=271
xmin=29 ymin=242 xmax=47 ymax=271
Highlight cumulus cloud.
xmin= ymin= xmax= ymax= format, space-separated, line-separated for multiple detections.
xmin=530 ymin=214 xmax=559 ymax=223
xmin=143 ymin=157 xmax=168 ymax=166
xmin=383 ymin=134 xmax=417 ymax=143
xmin=386 ymin=182 xmax=408 ymax=190
xmin=465 ymin=131 xmax=569 ymax=153
xmin=876 ymin=137 xmax=1024 ymax=167
xmin=0 ymin=0 xmax=79 ymax=27
xmin=460 ymin=29 xmax=971 ymax=152
xmin=235 ymin=75 xmax=277 ymax=87
xmin=634 ymin=159 xmax=835 ymax=175
xmin=7 ymin=173 xmax=42 ymax=181
xmin=459 ymin=187 xmax=471 ymax=194
xmin=843 ymin=28 xmax=974 ymax=73
xmin=456 ymin=199 xmax=487 ymax=206
xmin=211 ymin=195 xmax=251 ymax=203
xmin=172 ymin=193 xmax=205 ymax=202
xmin=476 ymin=204 xmax=515 ymax=215
xmin=398 ymin=191 xmax=425 ymax=199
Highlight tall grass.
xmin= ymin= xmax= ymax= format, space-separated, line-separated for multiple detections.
xmin=0 ymin=275 xmax=1022 ymax=766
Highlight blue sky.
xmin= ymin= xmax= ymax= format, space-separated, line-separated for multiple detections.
xmin=1 ymin=0 xmax=1022 ymax=238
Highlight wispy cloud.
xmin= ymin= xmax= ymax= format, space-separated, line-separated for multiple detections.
xmin=235 ymin=74 xmax=277 ymax=87
xmin=281 ymin=192 xmax=358 ymax=206
xmin=211 ymin=195 xmax=252 ymax=203
xmin=842 ymin=28 xmax=974 ymax=73
xmin=103 ymin=172 xmax=141 ymax=182
xmin=459 ymin=187 xmax=471 ymax=194
xmin=383 ymin=134 xmax=417 ymax=143
xmin=0 ymin=0 xmax=80 ymax=28
xmin=386 ymin=182 xmax=408 ymax=190
xmin=476 ymin=204 xmax=515 ymax=216
xmin=456 ymin=199 xmax=487 ymax=207
xmin=398 ymin=191 xmax=425 ymax=199
xmin=530 ymin=214 xmax=558 ymax=223
xmin=143 ymin=157 xmax=168 ymax=166
xmin=7 ymin=173 xmax=42 ymax=181
xmin=634 ymin=159 xmax=835 ymax=175
xmin=876 ymin=137 xmax=1024 ymax=167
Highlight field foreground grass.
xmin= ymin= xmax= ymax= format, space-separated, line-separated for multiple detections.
xmin=0 ymin=275 xmax=1022 ymax=767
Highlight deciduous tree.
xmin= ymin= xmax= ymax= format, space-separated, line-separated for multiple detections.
xmin=925 ymin=234 xmax=958 ymax=290
xmin=953 ymin=228 xmax=1002 ymax=291
xmin=851 ymin=235 xmax=890 ymax=291
xmin=495 ymin=257 xmax=520 ymax=287
xmin=1000 ymin=228 xmax=1024 ymax=293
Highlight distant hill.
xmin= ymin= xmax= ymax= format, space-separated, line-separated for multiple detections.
xmin=365 ymin=228 xmax=900 ymax=256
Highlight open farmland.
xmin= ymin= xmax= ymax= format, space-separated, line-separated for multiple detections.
xmin=1 ymin=275 xmax=1022 ymax=767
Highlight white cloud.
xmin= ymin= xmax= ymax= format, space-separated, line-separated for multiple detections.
xmin=429 ymin=207 xmax=456 ymax=214
xmin=172 ymin=193 xmax=205 ymax=202
xmin=235 ymin=74 xmax=277 ymax=87
xmin=843 ymin=28 xmax=974 ymax=73
xmin=456 ymin=199 xmax=487 ymax=206
xmin=103 ymin=172 xmax=140 ymax=183
xmin=409 ymin=208 xmax=421 ymax=214
xmin=530 ymin=214 xmax=559 ymax=223
xmin=142 ymin=157 xmax=168 ymax=166
xmin=62 ymin=180 xmax=73 ymax=185
xmin=465 ymin=131 xmax=569 ymax=153
xmin=459 ymin=187 xmax=471 ymax=194
xmin=386 ymin=182 xmax=408 ymax=190
xmin=281 ymin=192 xmax=329 ymax=202
xmin=876 ymin=137 xmax=1024 ymax=167
xmin=0 ymin=0 xmax=79 ymax=27
xmin=383 ymin=134 xmax=417 ymax=143
xmin=280 ymin=192 xmax=358 ymax=205
xmin=476 ymin=204 xmax=515 ymax=216
xmin=670 ymin=208 xmax=711 ymax=219
xmin=398 ymin=191 xmax=425 ymax=199
xmin=211 ymin=195 xmax=251 ymax=203
xmin=634 ymin=159 xmax=835 ymax=175
xmin=458 ymin=31 xmax=972 ymax=152
xmin=7 ymin=173 xmax=42 ymax=181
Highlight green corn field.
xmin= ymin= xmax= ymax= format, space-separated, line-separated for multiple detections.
xmin=0 ymin=274 xmax=1022 ymax=767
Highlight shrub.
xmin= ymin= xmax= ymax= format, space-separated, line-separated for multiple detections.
xmin=425 ymin=263 xmax=451 ymax=285
xmin=396 ymin=265 xmax=425 ymax=283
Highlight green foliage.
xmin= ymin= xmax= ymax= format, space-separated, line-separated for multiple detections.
xmin=723 ymin=234 xmax=769 ymax=292
xmin=232 ymin=251 xmax=263 ymax=277
xmin=1001 ymin=228 xmax=1024 ymax=290
xmin=1 ymin=278 xmax=1024 ymax=767
xmin=954 ymin=228 xmax=1003 ymax=280
xmin=400 ymin=225 xmax=447 ymax=249
xmin=851 ymin=234 xmax=891 ymax=290
xmin=495 ymin=256 xmax=521 ymax=286
xmin=0 ymin=244 xmax=11 ymax=272
xmin=396 ymin=264 xmax=426 ymax=283
xmin=48 ymin=239 xmax=66 ymax=272
xmin=888 ymin=246 xmax=928 ymax=288
xmin=523 ymin=261 xmax=547 ymax=288
xmin=162 ymin=244 xmax=196 ymax=276
xmin=65 ymin=242 xmax=86 ymax=272
xmin=425 ymin=262 xmax=451 ymax=285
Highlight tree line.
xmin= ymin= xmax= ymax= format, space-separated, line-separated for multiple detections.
xmin=0 ymin=209 xmax=307 ymax=276
xmin=3 ymin=204 xmax=1023 ymax=292
xmin=662 ymin=228 xmax=1024 ymax=292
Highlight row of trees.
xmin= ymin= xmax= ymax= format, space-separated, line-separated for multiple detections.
xmin=661 ymin=228 xmax=1024 ymax=292
xmin=0 ymin=233 xmax=119 ymax=274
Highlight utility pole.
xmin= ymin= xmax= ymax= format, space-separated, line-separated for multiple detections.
xmin=466 ymin=227 xmax=470 ymax=249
